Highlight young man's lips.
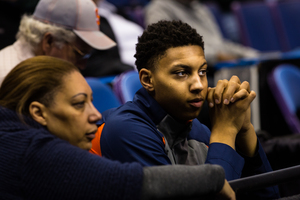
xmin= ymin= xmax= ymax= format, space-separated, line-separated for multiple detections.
xmin=188 ymin=99 xmax=203 ymax=108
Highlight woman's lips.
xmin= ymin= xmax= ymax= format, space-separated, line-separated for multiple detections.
xmin=86 ymin=130 xmax=97 ymax=140
xmin=86 ymin=134 xmax=95 ymax=140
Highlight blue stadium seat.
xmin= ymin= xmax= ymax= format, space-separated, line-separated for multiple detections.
xmin=274 ymin=0 xmax=300 ymax=51
xmin=85 ymin=77 xmax=121 ymax=113
xmin=268 ymin=64 xmax=300 ymax=133
xmin=113 ymin=70 xmax=141 ymax=104
xmin=205 ymin=3 xmax=229 ymax=40
xmin=206 ymin=2 xmax=240 ymax=42
xmin=231 ymin=1 xmax=288 ymax=52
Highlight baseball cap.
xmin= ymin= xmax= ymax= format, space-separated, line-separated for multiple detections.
xmin=33 ymin=0 xmax=116 ymax=50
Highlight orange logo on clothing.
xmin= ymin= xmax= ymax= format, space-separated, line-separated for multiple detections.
xmin=95 ymin=8 xmax=100 ymax=25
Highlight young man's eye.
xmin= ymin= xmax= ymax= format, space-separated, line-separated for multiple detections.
xmin=176 ymin=71 xmax=187 ymax=76
xmin=199 ymin=70 xmax=208 ymax=76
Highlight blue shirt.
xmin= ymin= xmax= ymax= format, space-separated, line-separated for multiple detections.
xmin=0 ymin=106 xmax=143 ymax=200
xmin=99 ymin=87 xmax=280 ymax=199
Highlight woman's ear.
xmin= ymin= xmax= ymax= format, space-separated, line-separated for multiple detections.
xmin=29 ymin=101 xmax=48 ymax=126
xmin=139 ymin=68 xmax=154 ymax=92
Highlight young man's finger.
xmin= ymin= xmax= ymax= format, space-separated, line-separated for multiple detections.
xmin=239 ymin=81 xmax=250 ymax=93
xmin=236 ymin=90 xmax=256 ymax=107
xmin=207 ymin=87 xmax=216 ymax=107
xmin=222 ymin=80 xmax=240 ymax=105
xmin=213 ymin=79 xmax=228 ymax=104
xmin=221 ymin=76 xmax=242 ymax=105
xmin=229 ymin=75 xmax=241 ymax=85
xmin=246 ymin=91 xmax=257 ymax=105
xmin=231 ymin=89 xmax=249 ymax=103
xmin=229 ymin=81 xmax=250 ymax=103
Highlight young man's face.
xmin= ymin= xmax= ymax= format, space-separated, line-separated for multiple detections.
xmin=151 ymin=45 xmax=208 ymax=122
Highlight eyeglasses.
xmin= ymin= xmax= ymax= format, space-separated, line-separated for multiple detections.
xmin=69 ymin=43 xmax=91 ymax=60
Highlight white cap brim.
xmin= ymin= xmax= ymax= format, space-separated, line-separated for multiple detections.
xmin=74 ymin=29 xmax=116 ymax=50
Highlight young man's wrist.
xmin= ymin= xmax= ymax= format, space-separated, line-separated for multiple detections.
xmin=236 ymin=124 xmax=257 ymax=157
xmin=210 ymin=126 xmax=238 ymax=150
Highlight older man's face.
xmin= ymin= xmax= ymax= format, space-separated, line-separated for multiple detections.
xmin=46 ymin=36 xmax=92 ymax=70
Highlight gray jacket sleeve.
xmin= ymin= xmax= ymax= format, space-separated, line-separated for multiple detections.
xmin=141 ymin=164 xmax=225 ymax=200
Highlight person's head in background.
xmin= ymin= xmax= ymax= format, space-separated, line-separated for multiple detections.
xmin=0 ymin=56 xmax=102 ymax=150
xmin=135 ymin=20 xmax=207 ymax=122
xmin=17 ymin=0 xmax=116 ymax=70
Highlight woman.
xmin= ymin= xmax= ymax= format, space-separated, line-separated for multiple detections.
xmin=0 ymin=56 xmax=234 ymax=200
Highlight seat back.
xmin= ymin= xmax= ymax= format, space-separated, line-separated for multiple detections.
xmin=85 ymin=77 xmax=121 ymax=113
xmin=231 ymin=2 xmax=288 ymax=52
xmin=113 ymin=70 xmax=141 ymax=104
xmin=274 ymin=0 xmax=300 ymax=51
xmin=268 ymin=64 xmax=300 ymax=133
xmin=205 ymin=3 xmax=228 ymax=40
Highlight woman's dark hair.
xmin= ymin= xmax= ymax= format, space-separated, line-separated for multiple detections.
xmin=134 ymin=20 xmax=204 ymax=71
xmin=0 ymin=56 xmax=79 ymax=117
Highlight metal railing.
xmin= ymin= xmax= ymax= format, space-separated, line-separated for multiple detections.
xmin=229 ymin=165 xmax=300 ymax=197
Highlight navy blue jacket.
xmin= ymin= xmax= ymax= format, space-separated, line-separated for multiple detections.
xmin=0 ymin=106 xmax=143 ymax=200
xmin=100 ymin=88 xmax=280 ymax=199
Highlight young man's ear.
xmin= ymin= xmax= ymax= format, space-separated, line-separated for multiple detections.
xmin=139 ymin=68 xmax=154 ymax=92
xmin=29 ymin=101 xmax=48 ymax=126
xmin=42 ymin=32 xmax=54 ymax=55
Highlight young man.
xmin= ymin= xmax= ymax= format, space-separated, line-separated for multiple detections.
xmin=91 ymin=20 xmax=280 ymax=199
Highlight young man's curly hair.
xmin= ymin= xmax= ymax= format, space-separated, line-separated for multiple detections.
xmin=134 ymin=20 xmax=204 ymax=72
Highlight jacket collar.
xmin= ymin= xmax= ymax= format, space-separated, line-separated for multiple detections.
xmin=0 ymin=106 xmax=45 ymax=131
xmin=133 ymin=87 xmax=168 ymax=125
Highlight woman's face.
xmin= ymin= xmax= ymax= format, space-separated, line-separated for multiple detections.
xmin=41 ymin=71 xmax=102 ymax=150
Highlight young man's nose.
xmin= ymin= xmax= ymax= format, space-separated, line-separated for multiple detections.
xmin=190 ymin=74 xmax=204 ymax=92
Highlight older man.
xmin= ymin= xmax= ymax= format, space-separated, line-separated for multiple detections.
xmin=0 ymin=0 xmax=116 ymax=85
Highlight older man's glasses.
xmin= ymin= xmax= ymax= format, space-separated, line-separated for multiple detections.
xmin=70 ymin=44 xmax=91 ymax=60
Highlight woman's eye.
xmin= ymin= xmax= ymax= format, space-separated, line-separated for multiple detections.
xmin=73 ymin=101 xmax=85 ymax=108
